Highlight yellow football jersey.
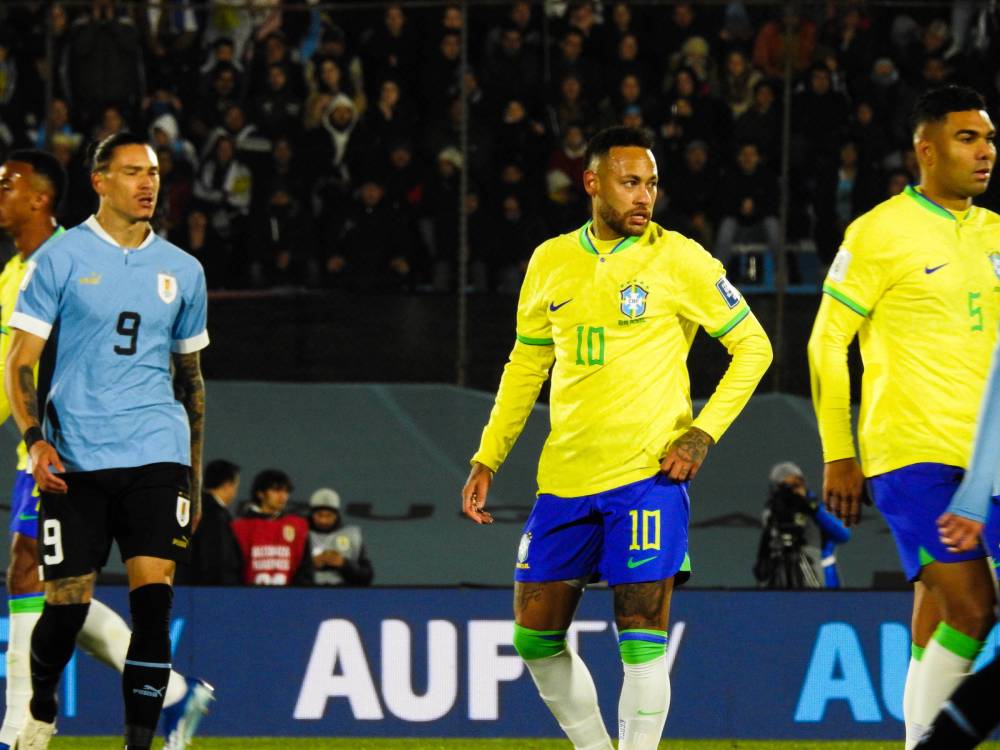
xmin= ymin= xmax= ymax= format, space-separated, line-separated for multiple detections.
xmin=811 ymin=185 xmax=1000 ymax=475
xmin=0 ymin=228 xmax=63 ymax=471
xmin=473 ymin=220 xmax=772 ymax=497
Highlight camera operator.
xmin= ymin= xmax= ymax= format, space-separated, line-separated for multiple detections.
xmin=753 ymin=462 xmax=851 ymax=588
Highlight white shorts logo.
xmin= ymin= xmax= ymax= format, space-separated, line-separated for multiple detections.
xmin=829 ymin=248 xmax=852 ymax=282
xmin=158 ymin=273 xmax=178 ymax=304
xmin=176 ymin=495 xmax=190 ymax=527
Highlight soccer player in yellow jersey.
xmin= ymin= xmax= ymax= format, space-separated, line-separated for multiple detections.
xmin=809 ymin=86 xmax=1000 ymax=749
xmin=0 ymin=151 xmax=211 ymax=750
xmin=461 ymin=127 xmax=771 ymax=750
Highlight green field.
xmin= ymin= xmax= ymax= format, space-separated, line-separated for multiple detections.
xmin=44 ymin=741 xmax=1000 ymax=750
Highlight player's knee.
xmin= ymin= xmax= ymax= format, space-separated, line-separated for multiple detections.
xmin=948 ymin=606 xmax=996 ymax=640
xmin=618 ymin=629 xmax=668 ymax=665
xmin=512 ymin=623 xmax=566 ymax=661
xmin=129 ymin=583 xmax=173 ymax=635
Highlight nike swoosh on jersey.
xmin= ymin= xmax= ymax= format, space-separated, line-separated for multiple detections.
xmin=549 ymin=299 xmax=573 ymax=311
xmin=924 ymin=263 xmax=949 ymax=274
xmin=627 ymin=555 xmax=658 ymax=569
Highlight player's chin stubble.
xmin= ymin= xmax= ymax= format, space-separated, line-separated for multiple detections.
xmin=598 ymin=202 xmax=643 ymax=237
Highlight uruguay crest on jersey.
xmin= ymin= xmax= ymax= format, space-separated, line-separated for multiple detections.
xmin=158 ymin=273 xmax=177 ymax=304
xmin=620 ymin=283 xmax=648 ymax=318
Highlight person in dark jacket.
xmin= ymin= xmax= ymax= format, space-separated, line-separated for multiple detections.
xmin=178 ymin=459 xmax=243 ymax=586
xmin=308 ymin=488 xmax=374 ymax=587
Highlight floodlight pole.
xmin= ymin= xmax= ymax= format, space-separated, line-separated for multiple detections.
xmin=456 ymin=0 xmax=470 ymax=387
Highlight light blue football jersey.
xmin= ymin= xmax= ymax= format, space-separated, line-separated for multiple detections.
xmin=10 ymin=216 xmax=209 ymax=472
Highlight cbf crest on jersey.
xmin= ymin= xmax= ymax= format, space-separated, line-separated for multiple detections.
xmin=157 ymin=273 xmax=178 ymax=304
xmin=990 ymin=252 xmax=1000 ymax=280
xmin=620 ymin=283 xmax=648 ymax=318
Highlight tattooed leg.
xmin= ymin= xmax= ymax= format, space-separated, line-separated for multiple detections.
xmin=613 ymin=578 xmax=673 ymax=632
xmin=514 ymin=581 xmax=582 ymax=630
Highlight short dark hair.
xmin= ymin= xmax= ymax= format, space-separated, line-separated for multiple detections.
xmin=912 ymin=85 xmax=988 ymax=133
xmin=584 ymin=126 xmax=654 ymax=171
xmin=6 ymin=149 xmax=67 ymax=212
xmin=204 ymin=459 xmax=240 ymax=490
xmin=90 ymin=131 xmax=148 ymax=173
xmin=251 ymin=469 xmax=294 ymax=500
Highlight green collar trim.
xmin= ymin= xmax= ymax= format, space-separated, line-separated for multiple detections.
xmin=903 ymin=185 xmax=971 ymax=221
xmin=577 ymin=220 xmax=641 ymax=255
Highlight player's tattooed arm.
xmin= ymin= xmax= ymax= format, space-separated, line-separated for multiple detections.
xmin=660 ymin=426 xmax=714 ymax=481
xmin=172 ymin=351 xmax=205 ymax=521
xmin=44 ymin=572 xmax=96 ymax=605
xmin=17 ymin=365 xmax=39 ymax=423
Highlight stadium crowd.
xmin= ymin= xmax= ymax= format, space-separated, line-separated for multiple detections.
xmin=0 ymin=0 xmax=999 ymax=291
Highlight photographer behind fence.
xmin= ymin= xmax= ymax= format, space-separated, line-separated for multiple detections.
xmin=753 ymin=462 xmax=851 ymax=588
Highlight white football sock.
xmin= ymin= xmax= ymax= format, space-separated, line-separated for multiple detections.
xmin=618 ymin=654 xmax=670 ymax=750
xmin=903 ymin=654 xmax=923 ymax=750
xmin=907 ymin=626 xmax=982 ymax=749
xmin=524 ymin=648 xmax=612 ymax=750
xmin=0 ymin=604 xmax=42 ymax=745
xmin=76 ymin=597 xmax=188 ymax=707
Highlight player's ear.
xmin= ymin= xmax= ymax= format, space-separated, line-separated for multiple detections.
xmin=91 ymin=170 xmax=105 ymax=197
xmin=583 ymin=169 xmax=599 ymax=198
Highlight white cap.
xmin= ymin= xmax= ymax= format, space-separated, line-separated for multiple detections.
xmin=310 ymin=487 xmax=341 ymax=511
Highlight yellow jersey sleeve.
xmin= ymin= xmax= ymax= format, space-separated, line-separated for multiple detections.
xmin=821 ymin=214 xmax=892 ymax=317
xmin=674 ymin=241 xmax=772 ymax=442
xmin=473 ymin=244 xmax=555 ymax=471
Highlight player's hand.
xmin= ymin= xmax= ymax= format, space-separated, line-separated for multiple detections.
xmin=462 ymin=462 xmax=495 ymax=525
xmin=660 ymin=427 xmax=714 ymax=481
xmin=937 ymin=512 xmax=984 ymax=553
xmin=29 ymin=441 xmax=67 ymax=494
xmin=823 ymin=457 xmax=864 ymax=527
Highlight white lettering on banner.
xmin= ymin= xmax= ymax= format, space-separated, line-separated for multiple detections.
xmin=293 ymin=619 xmax=384 ymax=720
xmin=467 ymin=620 xmax=525 ymax=720
xmin=381 ymin=620 xmax=458 ymax=721
xmin=567 ymin=620 xmax=608 ymax=654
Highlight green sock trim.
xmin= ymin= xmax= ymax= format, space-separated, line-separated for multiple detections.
xmin=619 ymin=628 xmax=669 ymax=638
xmin=932 ymin=622 xmax=984 ymax=661
xmin=512 ymin=623 xmax=567 ymax=661
xmin=911 ymin=643 xmax=925 ymax=661
xmin=9 ymin=594 xmax=45 ymax=614
xmin=619 ymin=638 xmax=666 ymax=665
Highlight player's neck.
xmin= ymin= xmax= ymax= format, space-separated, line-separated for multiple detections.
xmin=94 ymin=207 xmax=152 ymax=249
xmin=589 ymin=217 xmax=624 ymax=241
xmin=14 ymin=217 xmax=58 ymax=260
xmin=916 ymin=181 xmax=973 ymax=212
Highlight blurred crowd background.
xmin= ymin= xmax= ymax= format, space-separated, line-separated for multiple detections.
xmin=1 ymin=0 xmax=999 ymax=296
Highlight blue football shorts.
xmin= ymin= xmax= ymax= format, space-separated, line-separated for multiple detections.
xmin=869 ymin=462 xmax=1000 ymax=582
xmin=514 ymin=472 xmax=691 ymax=587
xmin=9 ymin=470 xmax=40 ymax=539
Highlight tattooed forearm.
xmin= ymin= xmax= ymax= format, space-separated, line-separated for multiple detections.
xmin=45 ymin=572 xmax=96 ymax=604
xmin=17 ymin=365 xmax=39 ymax=424
xmin=172 ymin=352 xmax=205 ymax=515
xmin=614 ymin=580 xmax=671 ymax=630
xmin=672 ymin=427 xmax=713 ymax=464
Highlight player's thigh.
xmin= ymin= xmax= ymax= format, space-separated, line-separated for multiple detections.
xmin=921 ymin=557 xmax=996 ymax=637
xmin=599 ymin=473 xmax=690 ymax=587
xmin=514 ymin=493 xmax=602 ymax=586
xmin=514 ymin=580 xmax=585 ymax=630
xmin=112 ymin=462 xmax=192 ymax=568
xmin=613 ymin=577 xmax=674 ymax=631
xmin=39 ymin=472 xmax=113 ymax=581
xmin=869 ymin=463 xmax=989 ymax=583
xmin=911 ymin=580 xmax=942 ymax=647
xmin=8 ymin=533 xmax=41 ymax=595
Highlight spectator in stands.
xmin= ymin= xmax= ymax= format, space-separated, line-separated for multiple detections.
xmin=668 ymin=140 xmax=719 ymax=249
xmin=714 ymin=142 xmax=781 ymax=265
xmin=792 ymin=63 xmax=850 ymax=170
xmin=251 ymin=31 xmax=306 ymax=101
xmin=862 ymin=57 xmax=914 ymax=151
xmin=848 ymin=100 xmax=891 ymax=175
xmin=420 ymin=31 xmax=462 ymax=120
xmin=733 ymin=80 xmax=781 ymax=162
xmin=92 ymin=104 xmax=127 ymax=143
xmin=546 ymin=75 xmax=595 ymax=141
xmin=181 ymin=209 xmax=230 ymax=288
xmin=201 ymin=104 xmax=271 ymax=173
xmin=149 ymin=113 xmax=197 ymax=175
xmin=189 ymin=61 xmax=242 ymax=142
xmin=308 ymin=488 xmax=374 ymax=587
xmin=360 ymin=3 xmax=419 ymax=101
xmin=63 ymin=0 xmax=145 ymax=128
xmin=659 ymin=2 xmax=706 ymax=72
xmin=153 ymin=146 xmax=192 ymax=241
xmin=550 ymin=29 xmax=601 ymax=99
xmin=490 ymin=193 xmax=546 ymax=293
xmin=179 ymin=459 xmax=243 ymax=586
xmin=483 ymin=25 xmax=539 ymax=108
xmin=255 ymin=64 xmax=304 ymax=140
xmin=138 ymin=0 xmax=198 ymax=92
xmin=202 ymin=0 xmax=255 ymax=59
xmin=821 ymin=5 xmax=874 ymax=95
xmin=606 ymin=32 xmax=654 ymax=98
xmin=357 ymin=79 xmax=414 ymax=157
xmin=255 ymin=135 xmax=309 ymax=207
xmin=248 ymin=187 xmax=318 ymax=289
xmin=192 ymin=133 xmax=252 ymax=253
xmin=326 ymin=177 xmax=414 ymax=291
xmin=496 ymin=99 xmax=548 ymax=181
xmin=232 ymin=469 xmax=312 ymax=587
xmin=486 ymin=0 xmax=542 ymax=59
xmin=752 ymin=6 xmax=817 ymax=79
xmin=716 ymin=49 xmax=762 ymax=119
xmin=28 ymin=97 xmax=81 ymax=153
xmin=307 ymin=93 xmax=364 ymax=230
xmin=813 ymin=140 xmax=881 ymax=264
xmin=312 ymin=24 xmax=366 ymax=109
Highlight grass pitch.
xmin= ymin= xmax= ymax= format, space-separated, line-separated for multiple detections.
xmin=45 ymin=741 xmax=1000 ymax=750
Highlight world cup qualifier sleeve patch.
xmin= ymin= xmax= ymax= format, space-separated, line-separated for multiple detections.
xmin=715 ymin=277 xmax=741 ymax=309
